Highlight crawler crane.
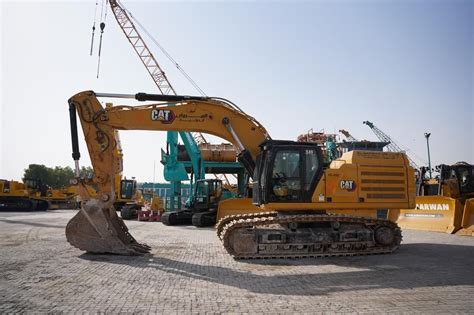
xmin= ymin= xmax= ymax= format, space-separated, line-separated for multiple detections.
xmin=67 ymin=91 xmax=415 ymax=258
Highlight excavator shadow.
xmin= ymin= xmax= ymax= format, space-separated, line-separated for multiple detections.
xmin=79 ymin=243 xmax=474 ymax=296
xmin=0 ymin=218 xmax=64 ymax=229
xmin=170 ymin=226 xmax=215 ymax=231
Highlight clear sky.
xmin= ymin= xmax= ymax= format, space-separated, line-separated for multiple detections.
xmin=1 ymin=0 xmax=473 ymax=183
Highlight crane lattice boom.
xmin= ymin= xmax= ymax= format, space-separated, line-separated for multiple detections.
xmin=339 ymin=129 xmax=358 ymax=142
xmin=109 ymin=0 xmax=208 ymax=145
xmin=363 ymin=121 xmax=419 ymax=168
xmin=109 ymin=0 xmax=176 ymax=95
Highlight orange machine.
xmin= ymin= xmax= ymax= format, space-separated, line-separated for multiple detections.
xmin=66 ymin=90 xmax=415 ymax=258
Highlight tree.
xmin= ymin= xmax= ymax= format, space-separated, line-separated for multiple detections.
xmin=80 ymin=166 xmax=94 ymax=179
xmin=23 ymin=164 xmax=93 ymax=188
xmin=23 ymin=164 xmax=51 ymax=186
xmin=50 ymin=166 xmax=75 ymax=188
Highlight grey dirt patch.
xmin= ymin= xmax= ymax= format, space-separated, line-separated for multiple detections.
xmin=0 ymin=210 xmax=473 ymax=313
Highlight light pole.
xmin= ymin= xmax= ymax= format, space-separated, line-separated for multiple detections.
xmin=424 ymin=133 xmax=432 ymax=178
xmin=153 ymin=160 xmax=156 ymax=197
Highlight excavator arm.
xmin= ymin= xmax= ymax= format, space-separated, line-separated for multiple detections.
xmin=67 ymin=90 xmax=269 ymax=255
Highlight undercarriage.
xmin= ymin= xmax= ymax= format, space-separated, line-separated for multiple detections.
xmin=217 ymin=212 xmax=402 ymax=259
xmin=161 ymin=210 xmax=216 ymax=227
xmin=0 ymin=197 xmax=49 ymax=211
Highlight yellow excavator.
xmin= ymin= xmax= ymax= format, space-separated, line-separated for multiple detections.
xmin=67 ymin=90 xmax=415 ymax=258
xmin=0 ymin=179 xmax=49 ymax=211
xmin=390 ymin=162 xmax=474 ymax=235
xmin=78 ymin=176 xmax=140 ymax=210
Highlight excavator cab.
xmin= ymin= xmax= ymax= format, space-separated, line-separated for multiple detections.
xmin=253 ymin=140 xmax=323 ymax=205
xmin=119 ymin=179 xmax=137 ymax=200
xmin=193 ymin=179 xmax=223 ymax=211
xmin=20 ymin=178 xmax=49 ymax=210
xmin=161 ymin=179 xmax=224 ymax=227
xmin=24 ymin=178 xmax=48 ymax=196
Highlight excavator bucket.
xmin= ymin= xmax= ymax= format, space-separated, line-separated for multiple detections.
xmin=455 ymin=198 xmax=474 ymax=236
xmin=394 ymin=196 xmax=463 ymax=234
xmin=66 ymin=199 xmax=150 ymax=255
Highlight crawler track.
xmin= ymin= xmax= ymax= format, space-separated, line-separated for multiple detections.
xmin=0 ymin=197 xmax=46 ymax=211
xmin=216 ymin=211 xmax=277 ymax=239
xmin=219 ymin=213 xmax=402 ymax=259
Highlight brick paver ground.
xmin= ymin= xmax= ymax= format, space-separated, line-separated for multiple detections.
xmin=0 ymin=210 xmax=473 ymax=314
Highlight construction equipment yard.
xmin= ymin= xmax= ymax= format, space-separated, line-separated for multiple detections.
xmin=1 ymin=210 xmax=473 ymax=314
xmin=2 ymin=1 xmax=473 ymax=314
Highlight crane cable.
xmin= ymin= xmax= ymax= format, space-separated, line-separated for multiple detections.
xmin=120 ymin=1 xmax=207 ymax=96
xmin=89 ymin=0 xmax=99 ymax=56
xmin=96 ymin=0 xmax=109 ymax=78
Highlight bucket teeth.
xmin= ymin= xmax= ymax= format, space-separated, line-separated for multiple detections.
xmin=65 ymin=199 xmax=150 ymax=255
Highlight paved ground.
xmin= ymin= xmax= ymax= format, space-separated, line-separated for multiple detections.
xmin=0 ymin=210 xmax=473 ymax=314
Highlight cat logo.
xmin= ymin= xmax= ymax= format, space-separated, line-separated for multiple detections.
xmin=151 ymin=109 xmax=175 ymax=124
xmin=340 ymin=180 xmax=356 ymax=191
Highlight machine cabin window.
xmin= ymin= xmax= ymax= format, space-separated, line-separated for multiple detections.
xmin=304 ymin=149 xmax=319 ymax=192
xmin=210 ymin=181 xmax=223 ymax=199
xmin=195 ymin=180 xmax=222 ymax=204
xmin=25 ymin=179 xmax=39 ymax=190
xmin=195 ymin=181 xmax=209 ymax=199
xmin=269 ymin=148 xmax=320 ymax=202
xmin=456 ymin=166 xmax=474 ymax=194
xmin=120 ymin=180 xmax=135 ymax=199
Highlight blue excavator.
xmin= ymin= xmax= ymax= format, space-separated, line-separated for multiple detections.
xmin=160 ymin=131 xmax=245 ymax=227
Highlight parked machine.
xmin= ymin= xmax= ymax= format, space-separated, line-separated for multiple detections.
xmin=79 ymin=173 xmax=142 ymax=217
xmin=161 ymin=178 xmax=226 ymax=227
xmin=391 ymin=162 xmax=474 ymax=235
xmin=45 ymin=186 xmax=78 ymax=210
xmin=0 ymin=179 xmax=49 ymax=211
xmin=66 ymin=90 xmax=415 ymax=258
xmin=114 ymin=176 xmax=140 ymax=211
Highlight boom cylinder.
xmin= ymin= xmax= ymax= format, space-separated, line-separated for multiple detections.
xmin=135 ymin=93 xmax=208 ymax=102
xmin=93 ymin=92 xmax=208 ymax=102
xmin=69 ymin=102 xmax=81 ymax=176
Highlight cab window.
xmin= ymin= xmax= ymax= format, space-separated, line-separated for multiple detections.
xmin=304 ymin=149 xmax=319 ymax=191
xmin=457 ymin=166 xmax=474 ymax=194
xmin=120 ymin=181 xmax=134 ymax=199
xmin=270 ymin=150 xmax=301 ymax=201
xmin=196 ymin=181 xmax=209 ymax=198
xmin=25 ymin=179 xmax=39 ymax=190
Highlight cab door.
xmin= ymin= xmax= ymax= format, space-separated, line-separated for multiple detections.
xmin=265 ymin=146 xmax=323 ymax=203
